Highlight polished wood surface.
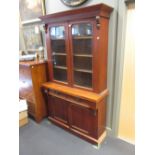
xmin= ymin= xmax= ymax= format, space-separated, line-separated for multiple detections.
xmin=46 ymin=89 xmax=107 ymax=144
xmin=43 ymin=84 xmax=108 ymax=144
xmin=19 ymin=60 xmax=48 ymax=122
xmin=19 ymin=60 xmax=46 ymax=66
xmin=93 ymin=18 xmax=109 ymax=93
xmin=19 ymin=65 xmax=34 ymax=103
xmin=42 ymin=82 xmax=109 ymax=103
xmin=39 ymin=3 xmax=113 ymax=24
xmin=40 ymin=4 xmax=112 ymax=144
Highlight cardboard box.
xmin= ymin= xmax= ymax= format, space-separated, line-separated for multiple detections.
xmin=19 ymin=110 xmax=28 ymax=127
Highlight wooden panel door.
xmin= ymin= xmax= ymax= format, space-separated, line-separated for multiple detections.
xmin=69 ymin=104 xmax=97 ymax=137
xmin=48 ymin=96 xmax=69 ymax=125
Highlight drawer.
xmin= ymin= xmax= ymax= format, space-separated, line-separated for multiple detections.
xmin=19 ymin=65 xmax=31 ymax=81
xmin=48 ymin=89 xmax=97 ymax=110
xmin=27 ymin=101 xmax=35 ymax=116
xmin=19 ymin=65 xmax=34 ymax=102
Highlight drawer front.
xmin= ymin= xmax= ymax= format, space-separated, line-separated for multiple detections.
xmin=19 ymin=65 xmax=35 ymax=103
xmin=19 ymin=65 xmax=31 ymax=81
xmin=48 ymin=89 xmax=96 ymax=109
xmin=27 ymin=101 xmax=35 ymax=116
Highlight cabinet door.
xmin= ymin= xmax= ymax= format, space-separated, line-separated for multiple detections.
xmin=70 ymin=22 xmax=94 ymax=89
xmin=49 ymin=24 xmax=69 ymax=83
xmin=69 ymin=104 xmax=97 ymax=137
xmin=48 ymin=95 xmax=69 ymax=125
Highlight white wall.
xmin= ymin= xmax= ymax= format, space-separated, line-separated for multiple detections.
xmin=45 ymin=0 xmax=118 ymax=135
xmin=45 ymin=0 xmax=115 ymax=14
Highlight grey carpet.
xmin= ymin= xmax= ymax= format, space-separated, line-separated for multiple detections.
xmin=19 ymin=118 xmax=135 ymax=155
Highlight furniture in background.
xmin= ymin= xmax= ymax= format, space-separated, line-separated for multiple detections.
xmin=19 ymin=0 xmax=45 ymax=24
xmin=19 ymin=99 xmax=28 ymax=127
xmin=19 ymin=0 xmax=46 ymax=58
xmin=40 ymin=4 xmax=113 ymax=144
xmin=19 ymin=60 xmax=48 ymax=122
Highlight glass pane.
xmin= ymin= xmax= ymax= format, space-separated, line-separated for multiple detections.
xmin=74 ymin=57 xmax=92 ymax=70
xmin=53 ymin=69 xmax=67 ymax=82
xmin=52 ymin=40 xmax=66 ymax=53
xmin=53 ymin=55 xmax=66 ymax=67
xmin=73 ymin=39 xmax=92 ymax=54
xmin=50 ymin=26 xmax=67 ymax=82
xmin=74 ymin=72 xmax=92 ymax=88
xmin=50 ymin=26 xmax=65 ymax=39
xmin=72 ymin=23 xmax=93 ymax=88
xmin=72 ymin=23 xmax=92 ymax=37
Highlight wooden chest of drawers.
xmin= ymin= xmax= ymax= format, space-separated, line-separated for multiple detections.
xmin=19 ymin=61 xmax=48 ymax=122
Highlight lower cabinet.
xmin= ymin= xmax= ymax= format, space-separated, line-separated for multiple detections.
xmin=43 ymin=82 xmax=108 ymax=144
xmin=46 ymin=91 xmax=106 ymax=144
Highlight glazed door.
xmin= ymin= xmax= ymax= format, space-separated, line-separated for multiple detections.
xmin=69 ymin=21 xmax=94 ymax=90
xmin=48 ymin=24 xmax=70 ymax=84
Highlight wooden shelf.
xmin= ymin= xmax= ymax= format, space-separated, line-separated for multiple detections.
xmin=53 ymin=53 xmax=67 ymax=56
xmin=74 ymin=68 xmax=92 ymax=73
xmin=74 ymin=54 xmax=92 ymax=57
xmin=51 ymin=38 xmax=65 ymax=40
xmin=54 ymin=66 xmax=67 ymax=70
xmin=73 ymin=36 xmax=92 ymax=39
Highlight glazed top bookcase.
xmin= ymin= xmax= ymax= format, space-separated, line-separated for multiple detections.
xmin=40 ymin=4 xmax=113 ymax=144
xmin=40 ymin=4 xmax=113 ymax=93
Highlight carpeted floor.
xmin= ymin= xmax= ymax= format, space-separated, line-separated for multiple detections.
xmin=19 ymin=118 xmax=135 ymax=155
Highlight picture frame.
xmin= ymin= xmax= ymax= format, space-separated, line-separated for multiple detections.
xmin=22 ymin=24 xmax=43 ymax=52
xmin=60 ymin=0 xmax=88 ymax=7
xmin=19 ymin=0 xmax=45 ymax=24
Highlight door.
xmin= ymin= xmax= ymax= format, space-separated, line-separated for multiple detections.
xmin=48 ymin=95 xmax=69 ymax=125
xmin=48 ymin=23 xmax=70 ymax=84
xmin=69 ymin=104 xmax=97 ymax=137
xmin=69 ymin=21 xmax=94 ymax=90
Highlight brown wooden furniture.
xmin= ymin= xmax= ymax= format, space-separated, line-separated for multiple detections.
xmin=40 ymin=4 xmax=113 ymax=144
xmin=19 ymin=60 xmax=48 ymax=122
